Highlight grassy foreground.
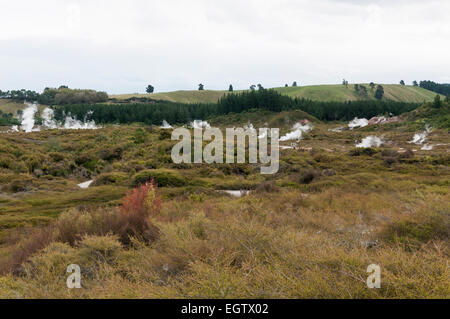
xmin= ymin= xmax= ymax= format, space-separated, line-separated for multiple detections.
xmin=0 ymin=108 xmax=448 ymax=298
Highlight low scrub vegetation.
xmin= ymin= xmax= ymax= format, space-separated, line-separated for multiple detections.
xmin=0 ymin=111 xmax=448 ymax=298
xmin=1 ymin=182 xmax=160 ymax=275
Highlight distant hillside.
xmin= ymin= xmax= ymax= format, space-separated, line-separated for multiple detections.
xmin=402 ymin=101 xmax=450 ymax=129
xmin=0 ymin=99 xmax=47 ymax=116
xmin=275 ymin=84 xmax=442 ymax=103
xmin=112 ymin=84 xmax=442 ymax=104
xmin=111 ymin=90 xmax=229 ymax=104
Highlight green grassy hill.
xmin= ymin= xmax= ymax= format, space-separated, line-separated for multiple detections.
xmin=275 ymin=84 xmax=442 ymax=102
xmin=111 ymin=90 xmax=229 ymax=104
xmin=112 ymin=84 xmax=443 ymax=104
xmin=0 ymin=99 xmax=47 ymax=116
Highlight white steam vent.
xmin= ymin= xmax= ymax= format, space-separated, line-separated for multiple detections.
xmin=63 ymin=111 xmax=97 ymax=130
xmin=356 ymin=136 xmax=383 ymax=148
xmin=348 ymin=118 xmax=369 ymax=130
xmin=409 ymin=125 xmax=432 ymax=144
xmin=190 ymin=120 xmax=211 ymax=129
xmin=243 ymin=122 xmax=255 ymax=131
xmin=409 ymin=125 xmax=433 ymax=151
xmin=21 ymin=103 xmax=39 ymax=132
xmin=161 ymin=120 xmax=173 ymax=129
xmin=280 ymin=122 xmax=312 ymax=142
xmin=11 ymin=105 xmax=98 ymax=132
xmin=42 ymin=108 xmax=58 ymax=129
xmin=258 ymin=127 xmax=268 ymax=139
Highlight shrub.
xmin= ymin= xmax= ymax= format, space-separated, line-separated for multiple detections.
xmin=75 ymin=153 xmax=93 ymax=166
xmin=2 ymin=226 xmax=56 ymax=275
xmin=133 ymin=128 xmax=147 ymax=144
xmin=322 ymin=169 xmax=336 ymax=176
xmin=49 ymin=152 xmax=65 ymax=162
xmin=381 ymin=212 xmax=450 ymax=247
xmin=132 ymin=169 xmax=186 ymax=187
xmin=381 ymin=149 xmax=399 ymax=158
xmin=55 ymin=183 xmax=161 ymax=246
xmin=382 ymin=149 xmax=400 ymax=166
xmin=78 ymin=235 xmax=122 ymax=265
xmin=159 ymin=130 xmax=172 ymax=140
xmin=299 ymin=169 xmax=321 ymax=184
xmin=1 ymin=183 xmax=161 ymax=274
xmin=93 ymin=172 xmax=128 ymax=186
xmin=8 ymin=178 xmax=33 ymax=193
xmin=118 ymin=181 xmax=161 ymax=245
xmin=0 ymin=154 xmax=14 ymax=169
xmin=255 ymin=181 xmax=280 ymax=193
xmin=99 ymin=147 xmax=123 ymax=161
xmin=349 ymin=148 xmax=378 ymax=156
xmin=399 ymin=149 xmax=415 ymax=159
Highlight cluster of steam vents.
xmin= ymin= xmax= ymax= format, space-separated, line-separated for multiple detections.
xmin=8 ymin=102 xmax=98 ymax=133
xmin=328 ymin=117 xmax=436 ymax=150
xmin=161 ymin=119 xmax=313 ymax=145
xmin=6 ymin=103 xmax=438 ymax=151
xmin=164 ymin=117 xmax=437 ymax=150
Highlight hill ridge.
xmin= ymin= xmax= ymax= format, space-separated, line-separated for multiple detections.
xmin=111 ymin=84 xmax=443 ymax=104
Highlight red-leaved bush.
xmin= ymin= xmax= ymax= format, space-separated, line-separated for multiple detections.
xmin=0 ymin=181 xmax=161 ymax=275
xmin=118 ymin=180 xmax=161 ymax=245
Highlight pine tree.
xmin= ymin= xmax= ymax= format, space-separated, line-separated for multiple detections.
xmin=433 ymin=94 xmax=442 ymax=108
xmin=375 ymin=85 xmax=384 ymax=100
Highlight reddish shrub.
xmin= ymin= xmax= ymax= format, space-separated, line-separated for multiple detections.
xmin=0 ymin=181 xmax=162 ymax=275
xmin=117 ymin=180 xmax=161 ymax=245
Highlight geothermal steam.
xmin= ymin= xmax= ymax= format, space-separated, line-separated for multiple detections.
xmin=280 ymin=123 xmax=312 ymax=141
xmin=190 ymin=120 xmax=211 ymax=129
xmin=12 ymin=104 xmax=98 ymax=132
xmin=42 ymin=108 xmax=58 ymax=129
xmin=21 ymin=103 xmax=39 ymax=132
xmin=348 ymin=118 xmax=369 ymax=130
xmin=63 ymin=111 xmax=97 ymax=130
xmin=356 ymin=136 xmax=383 ymax=148
xmin=161 ymin=120 xmax=173 ymax=129
xmin=409 ymin=125 xmax=433 ymax=151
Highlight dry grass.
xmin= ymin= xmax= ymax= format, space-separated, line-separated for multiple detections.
xmin=0 ymin=183 xmax=161 ymax=276
xmin=0 ymin=183 xmax=448 ymax=298
xmin=0 ymin=119 xmax=448 ymax=298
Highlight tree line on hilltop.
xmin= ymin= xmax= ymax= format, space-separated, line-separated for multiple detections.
xmin=419 ymin=80 xmax=450 ymax=96
xmin=0 ymin=86 xmax=108 ymax=105
xmin=53 ymin=89 xmax=420 ymax=125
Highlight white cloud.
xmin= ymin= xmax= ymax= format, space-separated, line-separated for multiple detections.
xmin=0 ymin=0 xmax=449 ymax=94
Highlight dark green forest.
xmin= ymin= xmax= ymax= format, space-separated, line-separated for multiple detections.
xmin=420 ymin=80 xmax=450 ymax=96
xmin=53 ymin=89 xmax=419 ymax=125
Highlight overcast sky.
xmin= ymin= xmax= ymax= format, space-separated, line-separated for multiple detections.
xmin=0 ymin=0 xmax=449 ymax=94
